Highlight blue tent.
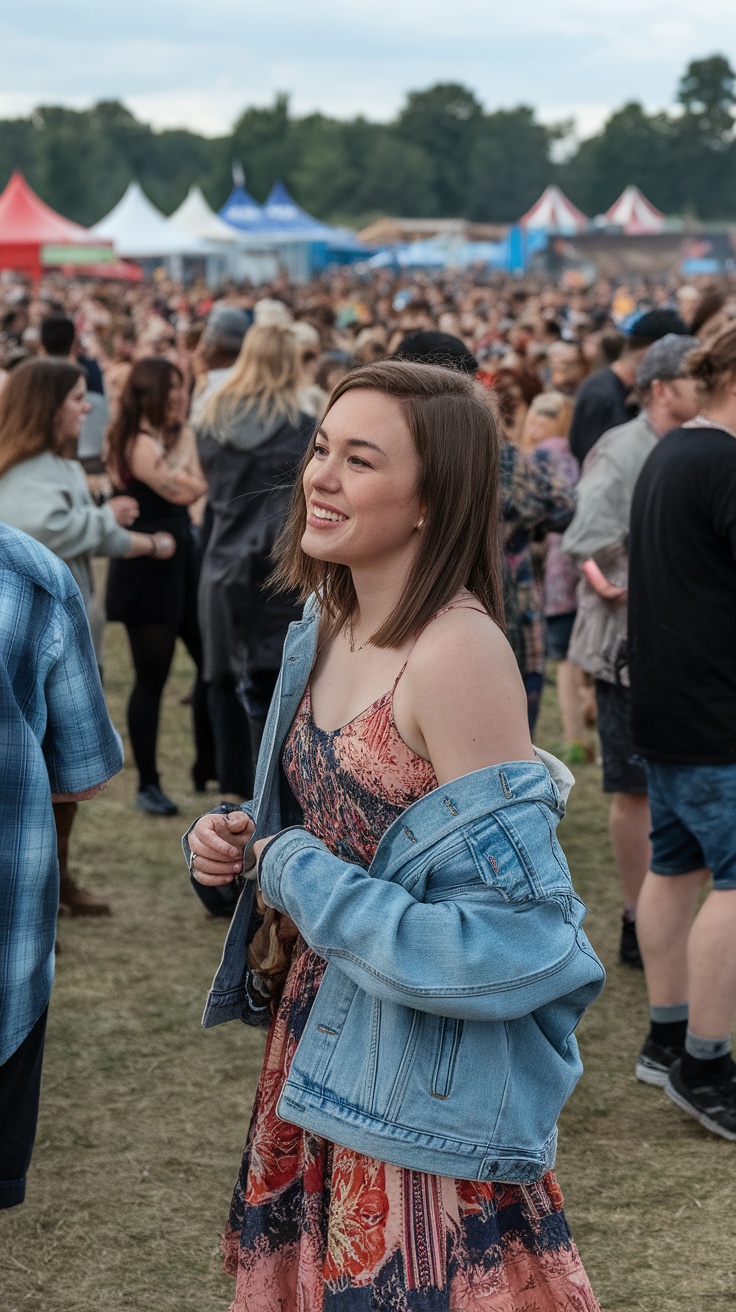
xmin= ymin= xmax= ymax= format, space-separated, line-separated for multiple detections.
xmin=219 ymin=180 xmax=368 ymax=276
xmin=262 ymin=181 xmax=335 ymax=240
xmin=219 ymin=185 xmax=277 ymax=234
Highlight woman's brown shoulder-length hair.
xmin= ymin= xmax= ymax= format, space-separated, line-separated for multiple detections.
xmin=0 ymin=357 xmax=83 ymax=480
xmin=271 ymin=359 xmax=505 ymax=648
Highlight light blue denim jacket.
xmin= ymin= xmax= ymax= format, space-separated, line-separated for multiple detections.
xmin=187 ymin=604 xmax=605 ymax=1183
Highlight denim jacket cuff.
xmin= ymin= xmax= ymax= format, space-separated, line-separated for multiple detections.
xmin=258 ymin=827 xmax=328 ymax=910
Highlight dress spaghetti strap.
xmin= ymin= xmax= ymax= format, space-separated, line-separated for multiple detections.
xmin=390 ymin=599 xmax=490 ymax=698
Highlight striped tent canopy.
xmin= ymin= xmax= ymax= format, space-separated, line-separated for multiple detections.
xmin=604 ymin=186 xmax=666 ymax=235
xmin=520 ymin=185 xmax=588 ymax=234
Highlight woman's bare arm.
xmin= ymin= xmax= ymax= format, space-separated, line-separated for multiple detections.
xmin=128 ymin=433 xmax=207 ymax=505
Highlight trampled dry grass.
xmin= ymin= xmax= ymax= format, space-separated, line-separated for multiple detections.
xmin=1 ymin=626 xmax=734 ymax=1311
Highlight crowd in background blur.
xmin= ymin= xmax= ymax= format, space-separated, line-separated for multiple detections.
xmin=0 ymin=263 xmax=731 ymax=935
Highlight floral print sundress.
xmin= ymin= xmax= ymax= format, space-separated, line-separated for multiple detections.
xmin=222 ymin=622 xmax=600 ymax=1311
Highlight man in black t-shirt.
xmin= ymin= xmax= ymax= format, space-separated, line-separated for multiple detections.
xmin=569 ymin=309 xmax=687 ymax=464
xmin=628 ymin=326 xmax=736 ymax=1140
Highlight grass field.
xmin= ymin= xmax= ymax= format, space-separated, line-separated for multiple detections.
xmin=1 ymin=623 xmax=734 ymax=1312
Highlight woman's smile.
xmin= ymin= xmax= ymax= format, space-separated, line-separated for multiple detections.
xmin=308 ymin=499 xmax=349 ymax=527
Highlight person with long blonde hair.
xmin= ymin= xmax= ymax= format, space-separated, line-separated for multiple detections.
xmin=194 ymin=324 xmax=313 ymax=817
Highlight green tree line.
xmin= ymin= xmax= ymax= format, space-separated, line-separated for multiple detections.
xmin=1 ymin=55 xmax=734 ymax=228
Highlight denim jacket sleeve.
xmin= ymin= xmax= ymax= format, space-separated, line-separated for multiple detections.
xmin=258 ymin=824 xmax=603 ymax=1022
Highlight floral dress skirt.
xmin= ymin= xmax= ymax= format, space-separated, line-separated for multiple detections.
xmin=222 ymin=679 xmax=601 ymax=1311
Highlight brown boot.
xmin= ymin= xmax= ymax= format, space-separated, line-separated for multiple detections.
xmin=58 ymin=872 xmax=111 ymax=917
xmin=54 ymin=800 xmax=111 ymax=917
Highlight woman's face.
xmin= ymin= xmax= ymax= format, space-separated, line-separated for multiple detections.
xmin=301 ymin=389 xmax=425 ymax=573
xmin=54 ymin=376 xmax=91 ymax=451
xmin=522 ymin=409 xmax=561 ymax=450
xmin=165 ymin=376 xmax=186 ymax=427
xmin=299 ymin=346 xmax=319 ymax=383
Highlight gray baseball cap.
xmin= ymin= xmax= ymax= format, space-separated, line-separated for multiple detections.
xmin=202 ymin=305 xmax=251 ymax=352
xmin=636 ymin=333 xmax=699 ymax=391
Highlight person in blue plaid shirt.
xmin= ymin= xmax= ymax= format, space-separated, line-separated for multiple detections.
xmin=0 ymin=522 xmax=123 ymax=1210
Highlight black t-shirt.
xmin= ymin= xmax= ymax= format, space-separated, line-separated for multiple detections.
xmin=569 ymin=367 xmax=637 ymax=464
xmin=628 ymin=425 xmax=736 ymax=763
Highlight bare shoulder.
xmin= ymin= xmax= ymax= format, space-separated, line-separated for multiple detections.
xmin=409 ymin=604 xmax=520 ymax=684
xmin=398 ymin=602 xmax=534 ymax=780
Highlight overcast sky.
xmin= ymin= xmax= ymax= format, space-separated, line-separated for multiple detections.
xmin=1 ymin=1 xmax=735 ymax=140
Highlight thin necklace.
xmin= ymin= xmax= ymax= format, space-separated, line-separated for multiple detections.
xmin=689 ymin=414 xmax=736 ymax=440
xmin=348 ymin=618 xmax=372 ymax=653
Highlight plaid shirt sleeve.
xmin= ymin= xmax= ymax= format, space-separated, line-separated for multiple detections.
xmin=42 ymin=588 xmax=123 ymax=796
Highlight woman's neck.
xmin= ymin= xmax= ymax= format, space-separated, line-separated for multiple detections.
xmin=349 ymin=552 xmax=416 ymax=644
xmin=697 ymin=396 xmax=736 ymax=433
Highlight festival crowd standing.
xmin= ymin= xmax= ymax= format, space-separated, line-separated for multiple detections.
xmin=187 ymin=360 xmax=605 ymax=1310
xmin=629 ymin=327 xmax=736 ymax=1139
xmin=562 ymin=334 xmax=699 ymax=966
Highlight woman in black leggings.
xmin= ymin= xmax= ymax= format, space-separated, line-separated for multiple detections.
xmin=106 ymin=358 xmax=212 ymax=815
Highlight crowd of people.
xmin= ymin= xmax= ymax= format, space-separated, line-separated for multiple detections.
xmin=1 ymin=260 xmax=736 ymax=1308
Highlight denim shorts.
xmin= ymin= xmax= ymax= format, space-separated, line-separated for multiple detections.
xmin=595 ymin=680 xmax=648 ymax=795
xmin=545 ymin=611 xmax=576 ymax=661
xmin=646 ymin=760 xmax=736 ymax=888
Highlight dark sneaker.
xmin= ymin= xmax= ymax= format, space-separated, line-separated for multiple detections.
xmin=136 ymin=784 xmax=179 ymax=817
xmin=619 ymin=916 xmax=643 ymax=969
xmin=665 ymin=1058 xmax=736 ymax=1141
xmin=636 ymin=1034 xmax=683 ymax=1086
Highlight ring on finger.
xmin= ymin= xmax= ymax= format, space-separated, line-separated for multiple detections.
xmin=188 ymin=849 xmax=197 ymax=877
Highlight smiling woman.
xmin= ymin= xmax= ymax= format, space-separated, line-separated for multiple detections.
xmin=187 ymin=360 xmax=603 ymax=1312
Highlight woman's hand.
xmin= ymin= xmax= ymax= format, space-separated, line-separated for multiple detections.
xmin=149 ymin=530 xmax=176 ymax=560
xmin=189 ymin=811 xmax=255 ymax=886
xmin=108 ymin=495 xmax=140 ymax=527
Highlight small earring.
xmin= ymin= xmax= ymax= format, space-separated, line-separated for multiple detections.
xmin=416 ymin=518 xmax=425 ymax=529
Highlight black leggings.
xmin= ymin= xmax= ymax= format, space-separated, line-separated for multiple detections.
xmin=126 ymin=617 xmax=213 ymax=791
xmin=206 ymin=668 xmax=279 ymax=799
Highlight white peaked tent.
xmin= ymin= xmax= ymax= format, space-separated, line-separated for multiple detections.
xmin=171 ymin=183 xmax=280 ymax=284
xmin=604 ymin=186 xmax=666 ymax=235
xmin=93 ymin=182 xmax=209 ymax=258
xmin=520 ymin=185 xmax=588 ymax=234
xmin=169 ymin=185 xmax=239 ymax=243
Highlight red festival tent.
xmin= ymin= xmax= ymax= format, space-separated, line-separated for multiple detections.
xmin=0 ymin=172 xmax=114 ymax=276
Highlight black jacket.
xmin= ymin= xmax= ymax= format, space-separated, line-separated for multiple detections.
xmin=196 ymin=403 xmax=313 ymax=681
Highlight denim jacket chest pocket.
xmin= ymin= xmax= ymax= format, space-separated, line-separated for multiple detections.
xmin=412 ymin=832 xmax=487 ymax=903
xmin=463 ymin=803 xmax=572 ymax=903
